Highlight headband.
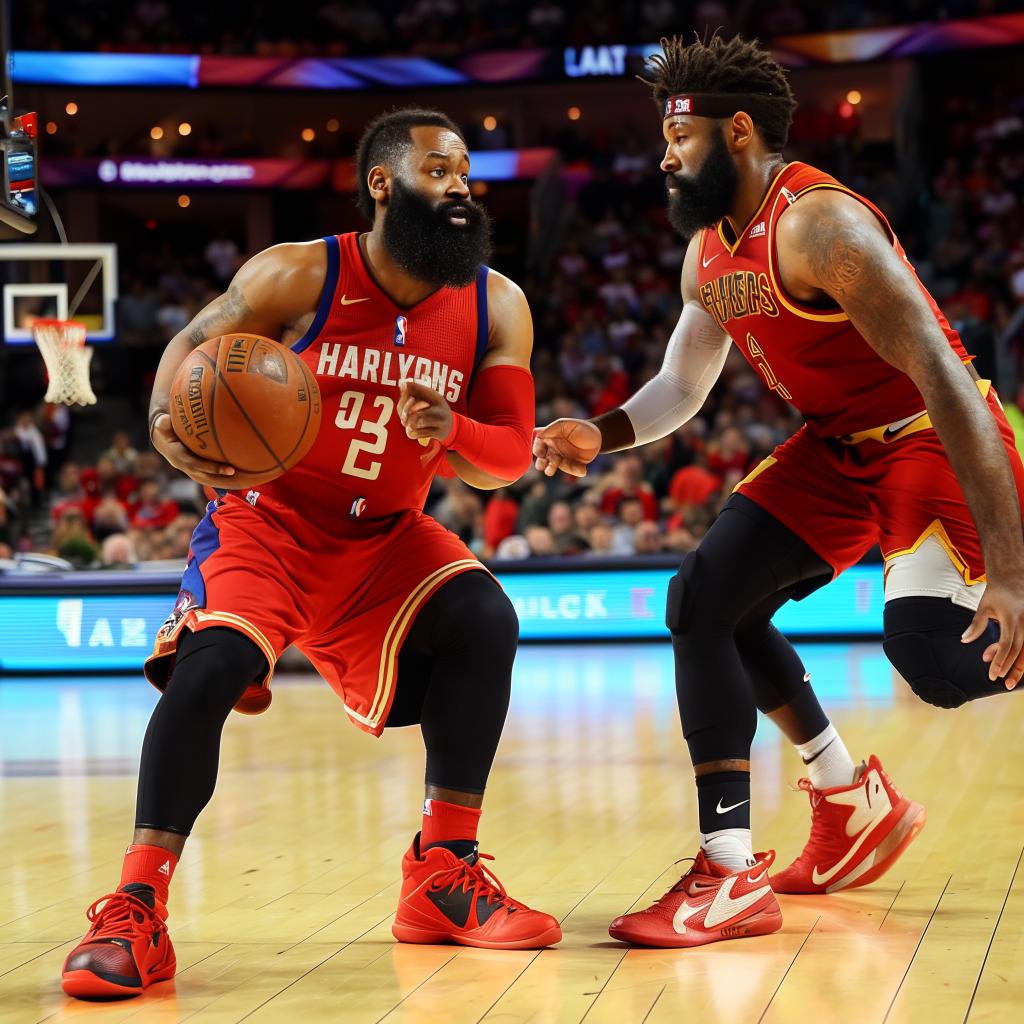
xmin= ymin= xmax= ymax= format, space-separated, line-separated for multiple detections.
xmin=663 ymin=93 xmax=775 ymax=119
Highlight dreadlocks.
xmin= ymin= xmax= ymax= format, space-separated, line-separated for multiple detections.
xmin=641 ymin=34 xmax=797 ymax=151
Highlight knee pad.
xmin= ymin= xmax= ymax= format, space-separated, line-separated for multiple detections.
xmin=883 ymin=597 xmax=1004 ymax=709
xmin=882 ymin=630 xmax=970 ymax=709
xmin=665 ymin=551 xmax=699 ymax=634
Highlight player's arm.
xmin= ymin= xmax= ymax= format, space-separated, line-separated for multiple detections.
xmin=148 ymin=242 xmax=325 ymax=488
xmin=398 ymin=270 xmax=535 ymax=490
xmin=533 ymin=234 xmax=730 ymax=477
xmin=777 ymin=189 xmax=1024 ymax=684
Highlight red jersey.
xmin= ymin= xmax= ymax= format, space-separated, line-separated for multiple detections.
xmin=262 ymin=232 xmax=489 ymax=531
xmin=696 ymin=162 xmax=971 ymax=437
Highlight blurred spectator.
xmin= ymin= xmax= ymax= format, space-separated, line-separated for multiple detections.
xmin=600 ymin=454 xmax=658 ymax=521
xmin=131 ymin=480 xmax=180 ymax=531
xmin=102 ymin=431 xmax=141 ymax=478
xmin=101 ymin=532 xmax=139 ymax=567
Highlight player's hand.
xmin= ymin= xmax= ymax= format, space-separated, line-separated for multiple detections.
xmin=398 ymin=379 xmax=453 ymax=444
xmin=532 ymin=418 xmax=601 ymax=478
xmin=962 ymin=576 xmax=1024 ymax=688
xmin=150 ymin=413 xmax=239 ymax=488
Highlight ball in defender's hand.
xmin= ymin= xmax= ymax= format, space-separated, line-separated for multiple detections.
xmin=169 ymin=334 xmax=322 ymax=484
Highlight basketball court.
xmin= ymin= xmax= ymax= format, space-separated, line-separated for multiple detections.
xmin=0 ymin=644 xmax=1021 ymax=1023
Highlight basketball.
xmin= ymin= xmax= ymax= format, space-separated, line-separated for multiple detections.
xmin=169 ymin=334 xmax=322 ymax=480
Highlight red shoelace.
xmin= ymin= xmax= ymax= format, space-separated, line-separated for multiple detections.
xmin=431 ymin=853 xmax=524 ymax=911
xmin=84 ymin=891 xmax=164 ymax=941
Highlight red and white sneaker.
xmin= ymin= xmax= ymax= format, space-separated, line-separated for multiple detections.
xmin=608 ymin=849 xmax=782 ymax=948
xmin=771 ymin=754 xmax=926 ymax=895
xmin=392 ymin=834 xmax=562 ymax=950
xmin=62 ymin=883 xmax=175 ymax=999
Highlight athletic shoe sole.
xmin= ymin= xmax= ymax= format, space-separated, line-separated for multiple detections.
xmin=392 ymin=921 xmax=563 ymax=949
xmin=824 ymin=800 xmax=926 ymax=893
xmin=61 ymin=965 xmax=175 ymax=1000
xmin=608 ymin=905 xmax=783 ymax=949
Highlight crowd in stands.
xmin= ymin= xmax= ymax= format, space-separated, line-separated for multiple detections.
xmin=18 ymin=0 xmax=1021 ymax=58
xmin=5 ymin=49 xmax=1024 ymax=566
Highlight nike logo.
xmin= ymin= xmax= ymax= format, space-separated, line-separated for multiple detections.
xmin=339 ymin=295 xmax=369 ymax=305
xmin=811 ymin=769 xmax=893 ymax=886
xmin=672 ymin=874 xmax=772 ymax=933
xmin=716 ymin=798 xmax=750 ymax=815
xmin=701 ymin=252 xmax=723 ymax=268
xmin=883 ymin=411 xmax=923 ymax=438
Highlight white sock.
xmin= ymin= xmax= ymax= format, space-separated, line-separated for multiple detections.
xmin=700 ymin=828 xmax=754 ymax=872
xmin=796 ymin=724 xmax=856 ymax=790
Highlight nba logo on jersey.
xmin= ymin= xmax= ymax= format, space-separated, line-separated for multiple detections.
xmin=350 ymin=497 xmax=367 ymax=519
xmin=394 ymin=315 xmax=408 ymax=347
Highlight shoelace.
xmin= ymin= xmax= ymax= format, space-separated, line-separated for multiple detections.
xmin=666 ymin=857 xmax=699 ymax=897
xmin=85 ymin=891 xmax=162 ymax=941
xmin=432 ymin=853 xmax=522 ymax=910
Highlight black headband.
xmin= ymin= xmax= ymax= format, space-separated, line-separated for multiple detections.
xmin=663 ymin=93 xmax=776 ymax=119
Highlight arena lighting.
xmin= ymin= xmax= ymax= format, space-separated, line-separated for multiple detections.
xmin=326 ymin=118 xmax=340 ymax=132
xmin=847 ymin=89 xmax=862 ymax=104
xmin=177 ymin=194 xmax=190 ymax=208
xmin=838 ymin=101 xmax=855 ymax=118
xmin=301 ymin=128 xmax=315 ymax=141
xmin=177 ymin=121 xmax=191 ymax=136
xmin=45 ymin=121 xmax=57 ymax=134
xmin=150 ymin=126 xmax=164 ymax=140
xmin=65 ymin=101 xmax=77 ymax=115
xmin=567 ymin=106 xmax=581 ymax=120
xmin=483 ymin=115 xmax=497 ymax=131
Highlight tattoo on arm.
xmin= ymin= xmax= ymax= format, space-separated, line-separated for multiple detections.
xmin=188 ymin=284 xmax=253 ymax=345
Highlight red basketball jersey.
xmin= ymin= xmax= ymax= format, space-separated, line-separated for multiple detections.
xmin=261 ymin=232 xmax=489 ymax=531
xmin=695 ymin=162 xmax=971 ymax=437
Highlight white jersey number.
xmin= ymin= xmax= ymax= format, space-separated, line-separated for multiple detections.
xmin=335 ymin=390 xmax=394 ymax=481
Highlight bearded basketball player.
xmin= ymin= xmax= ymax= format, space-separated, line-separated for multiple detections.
xmin=62 ymin=109 xmax=561 ymax=999
xmin=535 ymin=35 xmax=1024 ymax=949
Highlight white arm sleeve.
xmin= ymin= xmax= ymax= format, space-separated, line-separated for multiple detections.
xmin=621 ymin=301 xmax=731 ymax=446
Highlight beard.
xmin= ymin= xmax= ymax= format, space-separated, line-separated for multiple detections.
xmin=381 ymin=178 xmax=493 ymax=288
xmin=665 ymin=127 xmax=739 ymax=238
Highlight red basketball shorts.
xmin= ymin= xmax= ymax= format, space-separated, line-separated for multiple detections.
xmin=735 ymin=384 xmax=1024 ymax=605
xmin=144 ymin=492 xmax=486 ymax=735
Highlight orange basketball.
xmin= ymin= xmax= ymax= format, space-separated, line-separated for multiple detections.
xmin=169 ymin=334 xmax=322 ymax=482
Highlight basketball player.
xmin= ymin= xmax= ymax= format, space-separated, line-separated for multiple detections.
xmin=62 ymin=109 xmax=561 ymax=999
xmin=535 ymin=35 xmax=1024 ymax=948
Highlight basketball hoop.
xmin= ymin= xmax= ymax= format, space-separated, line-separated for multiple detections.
xmin=31 ymin=318 xmax=97 ymax=406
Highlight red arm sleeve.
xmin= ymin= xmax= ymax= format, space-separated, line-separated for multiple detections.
xmin=443 ymin=364 xmax=534 ymax=481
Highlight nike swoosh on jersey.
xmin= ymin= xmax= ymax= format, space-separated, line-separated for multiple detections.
xmin=716 ymin=797 xmax=750 ymax=814
xmin=339 ymin=295 xmax=370 ymax=305
xmin=701 ymin=252 xmax=723 ymax=268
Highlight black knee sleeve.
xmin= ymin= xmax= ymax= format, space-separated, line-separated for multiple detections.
xmin=884 ymin=597 xmax=1005 ymax=709
xmin=388 ymin=571 xmax=516 ymax=794
xmin=136 ymin=627 xmax=266 ymax=834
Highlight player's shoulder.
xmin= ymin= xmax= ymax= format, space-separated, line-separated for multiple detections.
xmin=240 ymin=239 xmax=327 ymax=291
xmin=485 ymin=267 xmax=529 ymax=318
xmin=776 ymin=186 xmax=881 ymax=250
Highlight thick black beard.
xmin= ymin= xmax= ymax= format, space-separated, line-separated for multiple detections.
xmin=665 ymin=127 xmax=740 ymax=238
xmin=381 ymin=178 xmax=492 ymax=288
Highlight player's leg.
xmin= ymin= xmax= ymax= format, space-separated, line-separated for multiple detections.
xmin=62 ymin=627 xmax=266 ymax=998
xmin=385 ymin=570 xmax=561 ymax=949
xmin=730 ymin=495 xmax=858 ymax=792
xmin=609 ymin=493 xmax=832 ymax=947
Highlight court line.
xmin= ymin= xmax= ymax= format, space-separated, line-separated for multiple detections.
xmin=472 ymin=949 xmax=544 ymax=1024
xmin=0 ymin=940 xmax=68 ymax=980
xmin=641 ymin=984 xmax=667 ymax=1023
xmin=578 ymin=949 xmax=629 ymax=1023
xmin=756 ymin=915 xmax=820 ymax=1023
xmin=962 ymin=843 xmax=1024 ymax=1023
xmin=878 ymin=879 xmax=906 ymax=929
xmin=373 ymin=951 xmax=461 ymax=1024
xmin=882 ymin=874 xmax=952 ymax=1023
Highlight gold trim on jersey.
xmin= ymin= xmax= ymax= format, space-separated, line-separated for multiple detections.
xmin=883 ymin=519 xmax=986 ymax=587
xmin=732 ymin=455 xmax=777 ymax=492
xmin=715 ymin=162 xmax=794 ymax=256
xmin=839 ymin=379 xmax=991 ymax=445
xmin=366 ymin=559 xmax=485 ymax=727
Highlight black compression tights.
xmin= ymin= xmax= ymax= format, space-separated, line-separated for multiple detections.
xmin=135 ymin=571 xmax=516 ymax=835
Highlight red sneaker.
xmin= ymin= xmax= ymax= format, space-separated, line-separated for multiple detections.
xmin=392 ymin=835 xmax=562 ymax=950
xmin=771 ymin=754 xmax=926 ymax=895
xmin=608 ymin=850 xmax=782 ymax=948
xmin=61 ymin=883 xmax=175 ymax=999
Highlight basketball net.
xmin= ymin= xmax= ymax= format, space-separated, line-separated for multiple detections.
xmin=31 ymin=318 xmax=97 ymax=406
